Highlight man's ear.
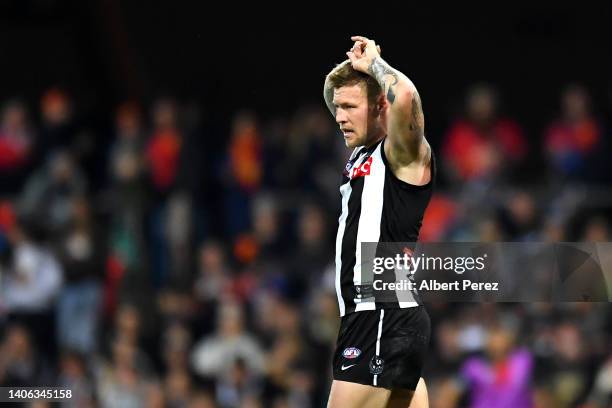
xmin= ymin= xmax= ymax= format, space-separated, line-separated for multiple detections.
xmin=376 ymin=94 xmax=387 ymax=115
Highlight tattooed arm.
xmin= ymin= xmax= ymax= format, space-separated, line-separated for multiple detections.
xmin=347 ymin=36 xmax=428 ymax=167
xmin=368 ymin=57 xmax=425 ymax=163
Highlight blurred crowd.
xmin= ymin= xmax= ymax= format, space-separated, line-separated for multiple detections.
xmin=0 ymin=83 xmax=611 ymax=408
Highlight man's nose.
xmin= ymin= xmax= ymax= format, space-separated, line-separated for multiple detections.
xmin=336 ymin=111 xmax=347 ymax=124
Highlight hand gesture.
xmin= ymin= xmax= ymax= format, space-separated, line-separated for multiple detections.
xmin=346 ymin=36 xmax=382 ymax=74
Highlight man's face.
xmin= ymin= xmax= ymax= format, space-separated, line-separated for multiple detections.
xmin=333 ymin=84 xmax=377 ymax=148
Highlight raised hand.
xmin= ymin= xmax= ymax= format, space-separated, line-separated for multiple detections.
xmin=346 ymin=36 xmax=382 ymax=74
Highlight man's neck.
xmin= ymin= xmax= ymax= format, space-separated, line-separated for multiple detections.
xmin=363 ymin=131 xmax=386 ymax=148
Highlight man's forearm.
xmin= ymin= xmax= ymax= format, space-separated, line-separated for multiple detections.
xmin=368 ymin=57 xmax=400 ymax=104
xmin=367 ymin=57 xmax=416 ymax=105
xmin=367 ymin=57 xmax=424 ymax=147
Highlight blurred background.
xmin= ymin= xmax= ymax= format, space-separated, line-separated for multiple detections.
xmin=0 ymin=2 xmax=611 ymax=407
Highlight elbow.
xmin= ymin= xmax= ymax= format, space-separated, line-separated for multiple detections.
xmin=388 ymin=86 xmax=417 ymax=113
xmin=397 ymin=84 xmax=418 ymax=105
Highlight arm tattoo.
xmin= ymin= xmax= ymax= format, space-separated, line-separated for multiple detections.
xmin=368 ymin=57 xmax=399 ymax=104
xmin=409 ymin=91 xmax=424 ymax=135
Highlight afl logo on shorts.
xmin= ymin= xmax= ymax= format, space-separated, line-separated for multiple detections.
xmin=342 ymin=347 xmax=362 ymax=359
xmin=369 ymin=355 xmax=384 ymax=375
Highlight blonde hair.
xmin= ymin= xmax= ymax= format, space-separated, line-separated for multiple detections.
xmin=324 ymin=60 xmax=383 ymax=110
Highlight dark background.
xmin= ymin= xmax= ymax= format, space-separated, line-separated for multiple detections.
xmin=1 ymin=3 xmax=611 ymax=407
xmin=2 ymin=1 xmax=611 ymax=147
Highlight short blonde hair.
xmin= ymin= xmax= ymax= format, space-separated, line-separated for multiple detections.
xmin=324 ymin=60 xmax=383 ymax=109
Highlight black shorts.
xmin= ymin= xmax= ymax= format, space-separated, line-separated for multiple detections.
xmin=332 ymin=306 xmax=430 ymax=390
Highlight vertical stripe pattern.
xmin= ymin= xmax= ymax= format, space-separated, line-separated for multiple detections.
xmin=373 ymin=309 xmax=385 ymax=386
xmin=354 ymin=145 xmax=385 ymax=312
xmin=335 ymin=139 xmax=432 ymax=316
xmin=334 ymin=182 xmax=352 ymax=316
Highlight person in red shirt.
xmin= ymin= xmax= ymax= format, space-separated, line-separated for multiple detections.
xmin=544 ymin=84 xmax=602 ymax=180
xmin=146 ymin=98 xmax=183 ymax=195
xmin=442 ymin=84 xmax=527 ymax=183
xmin=0 ymin=101 xmax=34 ymax=192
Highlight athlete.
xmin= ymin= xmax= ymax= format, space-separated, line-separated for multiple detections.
xmin=324 ymin=36 xmax=435 ymax=408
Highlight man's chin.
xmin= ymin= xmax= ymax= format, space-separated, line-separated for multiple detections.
xmin=345 ymin=136 xmax=362 ymax=148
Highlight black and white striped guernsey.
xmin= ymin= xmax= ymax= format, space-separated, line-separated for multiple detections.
xmin=334 ymin=137 xmax=435 ymax=316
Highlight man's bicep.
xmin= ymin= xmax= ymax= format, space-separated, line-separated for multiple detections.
xmin=387 ymin=89 xmax=425 ymax=162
